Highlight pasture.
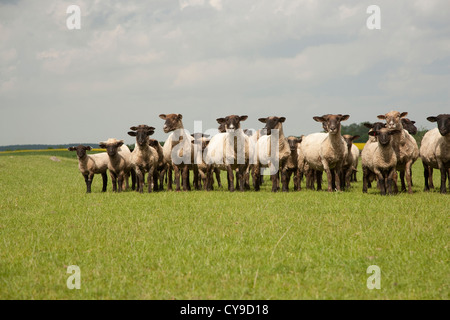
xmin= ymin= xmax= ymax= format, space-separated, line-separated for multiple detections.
xmin=0 ymin=150 xmax=448 ymax=299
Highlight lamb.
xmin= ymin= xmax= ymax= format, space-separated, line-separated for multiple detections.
xmin=302 ymin=114 xmax=350 ymax=192
xmin=285 ymin=136 xmax=302 ymax=191
xmin=149 ymin=138 xmax=167 ymax=191
xmin=128 ymin=125 xmax=159 ymax=193
xmin=254 ymin=116 xmax=291 ymax=192
xmin=362 ymin=128 xmax=401 ymax=195
xmin=68 ymin=145 xmax=109 ymax=193
xmin=98 ymin=138 xmax=134 ymax=192
xmin=159 ymin=113 xmax=194 ymax=191
xmin=420 ymin=114 xmax=450 ymax=193
xmin=377 ymin=111 xmax=419 ymax=194
xmin=205 ymin=115 xmax=250 ymax=192
xmin=342 ymin=135 xmax=360 ymax=189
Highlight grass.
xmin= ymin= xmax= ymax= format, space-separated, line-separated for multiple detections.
xmin=0 ymin=151 xmax=448 ymax=299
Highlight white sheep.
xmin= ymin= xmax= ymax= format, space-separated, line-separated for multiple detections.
xmin=377 ymin=111 xmax=419 ymax=194
xmin=254 ymin=116 xmax=291 ymax=192
xmin=128 ymin=125 xmax=159 ymax=193
xmin=420 ymin=114 xmax=450 ymax=193
xmin=204 ymin=115 xmax=250 ymax=192
xmin=362 ymin=128 xmax=401 ymax=195
xmin=302 ymin=114 xmax=350 ymax=192
xmin=68 ymin=145 xmax=109 ymax=193
xmin=99 ymin=138 xmax=134 ymax=192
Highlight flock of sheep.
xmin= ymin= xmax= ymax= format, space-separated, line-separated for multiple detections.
xmin=68 ymin=112 xmax=450 ymax=195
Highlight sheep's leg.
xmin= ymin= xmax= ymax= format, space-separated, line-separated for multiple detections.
xmin=405 ymin=162 xmax=413 ymax=194
xmin=423 ymin=164 xmax=430 ymax=191
xmin=362 ymin=167 xmax=369 ymax=193
xmin=227 ymin=166 xmax=235 ymax=192
xmin=118 ymin=174 xmax=124 ymax=193
xmin=252 ymin=165 xmax=259 ymax=191
xmin=83 ymin=174 xmax=90 ymax=193
xmin=110 ymin=172 xmax=117 ymax=192
xmin=316 ymin=171 xmax=322 ymax=191
xmin=182 ymin=166 xmax=189 ymax=191
xmin=168 ymin=166 xmax=174 ymax=191
xmin=159 ymin=168 xmax=165 ymax=191
xmin=400 ymin=170 xmax=407 ymax=192
xmin=429 ymin=167 xmax=434 ymax=189
xmin=374 ymin=169 xmax=386 ymax=195
xmin=281 ymin=168 xmax=289 ymax=192
xmin=439 ymin=163 xmax=447 ymax=194
xmin=214 ymin=168 xmax=222 ymax=188
xmin=148 ymin=168 xmax=154 ymax=193
xmin=205 ymin=165 xmax=213 ymax=191
xmin=387 ymin=168 xmax=396 ymax=195
xmin=101 ymin=172 xmax=107 ymax=192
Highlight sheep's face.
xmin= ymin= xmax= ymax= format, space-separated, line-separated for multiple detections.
xmin=364 ymin=122 xmax=386 ymax=132
xmin=99 ymin=140 xmax=124 ymax=157
xmin=258 ymin=116 xmax=286 ymax=135
xmin=377 ymin=111 xmax=408 ymax=130
xmin=159 ymin=114 xmax=183 ymax=133
xmin=287 ymin=136 xmax=302 ymax=151
xmin=68 ymin=145 xmax=91 ymax=158
xmin=217 ymin=115 xmax=248 ymax=133
xmin=218 ymin=122 xmax=226 ymax=133
xmin=342 ymin=135 xmax=360 ymax=150
xmin=313 ymin=114 xmax=349 ymax=135
xmin=401 ymin=118 xmax=417 ymax=135
xmin=128 ymin=125 xmax=155 ymax=147
xmin=427 ymin=114 xmax=450 ymax=137
xmin=369 ymin=129 xmax=401 ymax=146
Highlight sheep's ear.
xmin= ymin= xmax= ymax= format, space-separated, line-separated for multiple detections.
xmin=340 ymin=114 xmax=350 ymax=121
xmin=278 ymin=117 xmax=286 ymax=123
xmin=297 ymin=137 xmax=303 ymax=144
xmin=351 ymin=135 xmax=360 ymax=141
xmin=99 ymin=143 xmax=107 ymax=149
xmin=205 ymin=140 xmax=210 ymax=146
xmin=313 ymin=116 xmax=325 ymax=123
xmin=128 ymin=131 xmax=137 ymax=137
xmin=258 ymin=118 xmax=267 ymax=123
xmin=147 ymin=130 xmax=155 ymax=136
xmin=117 ymin=141 xmax=124 ymax=147
xmin=400 ymin=112 xmax=408 ymax=118
xmin=216 ymin=118 xmax=225 ymax=124
xmin=177 ymin=114 xmax=183 ymax=120
xmin=411 ymin=121 xmax=416 ymax=124
xmin=130 ymin=126 xmax=138 ymax=131
xmin=368 ymin=131 xmax=377 ymax=137
xmin=159 ymin=114 xmax=166 ymax=120
xmin=240 ymin=115 xmax=248 ymax=122
xmin=85 ymin=146 xmax=92 ymax=151
xmin=68 ymin=147 xmax=76 ymax=151
xmin=363 ymin=122 xmax=373 ymax=129
xmin=377 ymin=115 xmax=386 ymax=120
xmin=427 ymin=116 xmax=437 ymax=123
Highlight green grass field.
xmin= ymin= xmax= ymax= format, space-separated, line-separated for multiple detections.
xmin=0 ymin=150 xmax=448 ymax=299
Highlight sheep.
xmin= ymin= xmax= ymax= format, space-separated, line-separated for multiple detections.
xmin=254 ymin=116 xmax=291 ymax=192
xmin=285 ymin=136 xmax=302 ymax=191
xmin=149 ymin=138 xmax=167 ymax=191
xmin=302 ymin=114 xmax=350 ymax=192
xmin=159 ymin=113 xmax=194 ymax=191
xmin=420 ymin=114 xmax=450 ymax=193
xmin=68 ymin=145 xmax=109 ymax=193
xmin=98 ymin=138 xmax=134 ymax=192
xmin=190 ymin=133 xmax=211 ymax=190
xmin=401 ymin=118 xmax=418 ymax=135
xmin=361 ymin=128 xmax=402 ymax=195
xmin=342 ymin=135 xmax=360 ymax=190
xmin=377 ymin=111 xmax=419 ymax=194
xmin=205 ymin=115 xmax=250 ymax=192
xmin=128 ymin=125 xmax=159 ymax=193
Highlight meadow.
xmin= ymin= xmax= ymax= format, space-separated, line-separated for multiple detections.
xmin=0 ymin=150 xmax=448 ymax=299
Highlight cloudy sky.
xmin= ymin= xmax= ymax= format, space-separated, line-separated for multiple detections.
xmin=0 ymin=0 xmax=449 ymax=146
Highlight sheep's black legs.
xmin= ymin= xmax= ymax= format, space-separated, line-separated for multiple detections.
xmin=101 ymin=172 xmax=107 ymax=192
xmin=440 ymin=167 xmax=447 ymax=194
xmin=227 ymin=166 xmax=235 ymax=192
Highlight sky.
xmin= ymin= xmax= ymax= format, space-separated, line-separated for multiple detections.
xmin=0 ymin=0 xmax=449 ymax=146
